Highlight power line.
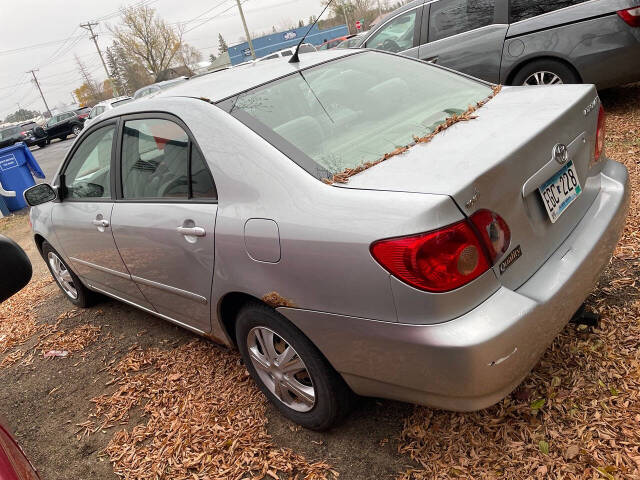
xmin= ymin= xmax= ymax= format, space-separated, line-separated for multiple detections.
xmin=183 ymin=0 xmax=250 ymax=34
xmin=0 ymin=35 xmax=87 ymax=57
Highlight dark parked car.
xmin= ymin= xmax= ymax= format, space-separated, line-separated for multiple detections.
xmin=20 ymin=121 xmax=48 ymax=148
xmin=0 ymin=125 xmax=25 ymax=149
xmin=355 ymin=0 xmax=640 ymax=88
xmin=44 ymin=111 xmax=85 ymax=141
xmin=74 ymin=106 xmax=92 ymax=120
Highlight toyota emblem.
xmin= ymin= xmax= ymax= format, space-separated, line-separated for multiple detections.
xmin=552 ymin=144 xmax=568 ymax=165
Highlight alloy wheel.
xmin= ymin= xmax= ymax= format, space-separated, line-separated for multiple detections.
xmin=247 ymin=326 xmax=316 ymax=412
xmin=48 ymin=252 xmax=78 ymax=300
xmin=72 ymin=126 xmax=82 ymax=136
xmin=523 ymin=71 xmax=563 ymax=86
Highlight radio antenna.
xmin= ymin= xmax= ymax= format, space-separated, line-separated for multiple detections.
xmin=290 ymin=0 xmax=335 ymax=64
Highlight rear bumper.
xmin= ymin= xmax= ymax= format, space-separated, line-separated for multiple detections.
xmin=280 ymin=158 xmax=629 ymax=410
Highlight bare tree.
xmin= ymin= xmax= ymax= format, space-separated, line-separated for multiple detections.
xmin=109 ymin=5 xmax=183 ymax=82
xmin=179 ymin=44 xmax=203 ymax=75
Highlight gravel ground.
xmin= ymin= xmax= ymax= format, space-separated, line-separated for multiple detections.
xmin=0 ymin=84 xmax=638 ymax=480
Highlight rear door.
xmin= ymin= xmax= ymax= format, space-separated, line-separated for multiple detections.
xmin=418 ymin=0 xmax=508 ymax=82
xmin=110 ymin=115 xmax=218 ymax=332
xmin=51 ymin=121 xmax=152 ymax=308
xmin=364 ymin=4 xmax=424 ymax=58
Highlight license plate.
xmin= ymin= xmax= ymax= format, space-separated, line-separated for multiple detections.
xmin=538 ymin=160 xmax=582 ymax=223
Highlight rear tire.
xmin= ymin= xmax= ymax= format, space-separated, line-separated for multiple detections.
xmin=42 ymin=241 xmax=95 ymax=308
xmin=236 ymin=302 xmax=355 ymax=430
xmin=37 ymin=141 xmax=46 ymax=148
xmin=512 ymin=59 xmax=579 ymax=86
xmin=72 ymin=125 xmax=82 ymax=136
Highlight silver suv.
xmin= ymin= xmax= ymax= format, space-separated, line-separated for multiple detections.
xmin=356 ymin=0 xmax=640 ymax=88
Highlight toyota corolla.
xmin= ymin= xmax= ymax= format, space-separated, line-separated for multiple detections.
xmin=24 ymin=49 xmax=629 ymax=430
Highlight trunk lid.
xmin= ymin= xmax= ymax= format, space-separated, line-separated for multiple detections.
xmin=341 ymin=84 xmax=603 ymax=290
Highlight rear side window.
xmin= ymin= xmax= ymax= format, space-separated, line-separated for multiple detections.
xmin=510 ymin=0 xmax=591 ymax=23
xmin=429 ymin=0 xmax=496 ymax=42
xmin=121 ymin=118 xmax=216 ymax=200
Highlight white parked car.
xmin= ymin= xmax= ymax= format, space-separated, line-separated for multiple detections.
xmin=256 ymin=43 xmax=317 ymax=62
xmin=84 ymin=96 xmax=133 ymax=130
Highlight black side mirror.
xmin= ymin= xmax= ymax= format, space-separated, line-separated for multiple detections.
xmin=0 ymin=235 xmax=32 ymax=303
xmin=24 ymin=183 xmax=57 ymax=206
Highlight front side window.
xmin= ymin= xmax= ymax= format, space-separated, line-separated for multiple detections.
xmin=510 ymin=0 xmax=590 ymax=23
xmin=233 ymin=51 xmax=492 ymax=179
xmin=121 ymin=118 xmax=216 ymax=200
xmin=366 ymin=10 xmax=418 ymax=52
xmin=429 ymin=0 xmax=495 ymax=42
xmin=64 ymin=125 xmax=114 ymax=199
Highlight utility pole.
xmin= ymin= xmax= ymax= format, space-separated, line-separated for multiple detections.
xmin=235 ymin=0 xmax=256 ymax=60
xmin=26 ymin=69 xmax=51 ymax=117
xmin=80 ymin=21 xmax=118 ymax=95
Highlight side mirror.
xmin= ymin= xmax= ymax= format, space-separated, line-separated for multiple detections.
xmin=0 ymin=235 xmax=32 ymax=303
xmin=24 ymin=183 xmax=57 ymax=206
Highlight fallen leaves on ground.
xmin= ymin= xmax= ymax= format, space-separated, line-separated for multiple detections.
xmin=0 ymin=277 xmax=54 ymax=366
xmin=38 ymin=324 xmax=100 ymax=358
xmin=395 ymin=83 xmax=640 ymax=479
xmin=90 ymin=341 xmax=336 ymax=480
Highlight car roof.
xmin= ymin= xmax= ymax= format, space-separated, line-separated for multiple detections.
xmin=94 ymin=96 xmax=132 ymax=107
xmin=158 ymin=49 xmax=357 ymax=103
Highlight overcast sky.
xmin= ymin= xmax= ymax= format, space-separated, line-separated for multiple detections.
xmin=0 ymin=0 xmax=325 ymax=120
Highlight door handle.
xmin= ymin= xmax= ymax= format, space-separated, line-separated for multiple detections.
xmin=177 ymin=226 xmax=206 ymax=237
xmin=92 ymin=219 xmax=109 ymax=228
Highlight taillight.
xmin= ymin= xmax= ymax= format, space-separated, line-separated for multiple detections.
xmin=618 ymin=6 xmax=640 ymax=27
xmin=371 ymin=210 xmax=511 ymax=293
xmin=469 ymin=209 xmax=511 ymax=263
xmin=595 ymin=105 xmax=606 ymax=162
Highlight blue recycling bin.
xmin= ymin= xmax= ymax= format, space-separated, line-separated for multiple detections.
xmin=0 ymin=142 xmax=45 ymax=211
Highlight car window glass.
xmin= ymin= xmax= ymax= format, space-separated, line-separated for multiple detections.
xmin=299 ymin=44 xmax=316 ymax=53
xmin=64 ymin=125 xmax=114 ymax=199
xmin=366 ymin=10 xmax=417 ymax=52
xmin=233 ymin=51 xmax=492 ymax=179
xmin=510 ymin=0 xmax=590 ymax=22
xmin=281 ymin=50 xmax=293 ymax=57
xmin=190 ymin=146 xmax=217 ymax=199
xmin=429 ymin=0 xmax=495 ymax=42
xmin=121 ymin=118 xmax=189 ymax=199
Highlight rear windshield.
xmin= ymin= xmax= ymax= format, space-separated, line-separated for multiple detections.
xmin=232 ymin=51 xmax=492 ymax=179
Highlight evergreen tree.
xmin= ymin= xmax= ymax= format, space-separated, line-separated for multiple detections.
xmin=298 ymin=19 xmax=305 ymax=27
xmin=218 ymin=33 xmax=229 ymax=54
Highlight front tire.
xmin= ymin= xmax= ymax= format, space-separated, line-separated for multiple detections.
xmin=72 ymin=125 xmax=82 ymax=136
xmin=512 ymin=59 xmax=579 ymax=86
xmin=236 ymin=302 xmax=354 ymax=430
xmin=42 ymin=241 xmax=95 ymax=307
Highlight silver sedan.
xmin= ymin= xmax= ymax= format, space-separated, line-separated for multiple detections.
xmin=25 ymin=49 xmax=629 ymax=430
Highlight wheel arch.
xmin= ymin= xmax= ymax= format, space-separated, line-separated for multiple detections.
xmin=217 ymin=291 xmax=267 ymax=347
xmin=504 ymin=55 xmax=583 ymax=86
xmin=33 ymin=234 xmax=46 ymax=256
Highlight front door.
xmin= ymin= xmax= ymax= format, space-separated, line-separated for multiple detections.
xmin=52 ymin=122 xmax=152 ymax=308
xmin=111 ymin=116 xmax=218 ymax=332
xmin=418 ymin=0 xmax=507 ymax=83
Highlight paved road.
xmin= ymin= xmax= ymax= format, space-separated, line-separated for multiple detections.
xmin=30 ymin=136 xmax=76 ymax=183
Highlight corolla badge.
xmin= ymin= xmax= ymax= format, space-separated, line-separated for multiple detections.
xmin=583 ymin=96 xmax=599 ymax=116
xmin=552 ymin=143 xmax=568 ymax=165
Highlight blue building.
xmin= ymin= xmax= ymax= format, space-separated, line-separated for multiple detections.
xmin=228 ymin=24 xmax=349 ymax=65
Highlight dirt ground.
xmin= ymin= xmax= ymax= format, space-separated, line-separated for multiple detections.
xmin=1 ymin=83 xmax=639 ymax=480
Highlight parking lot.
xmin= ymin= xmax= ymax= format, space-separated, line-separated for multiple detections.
xmin=0 ymin=82 xmax=637 ymax=480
